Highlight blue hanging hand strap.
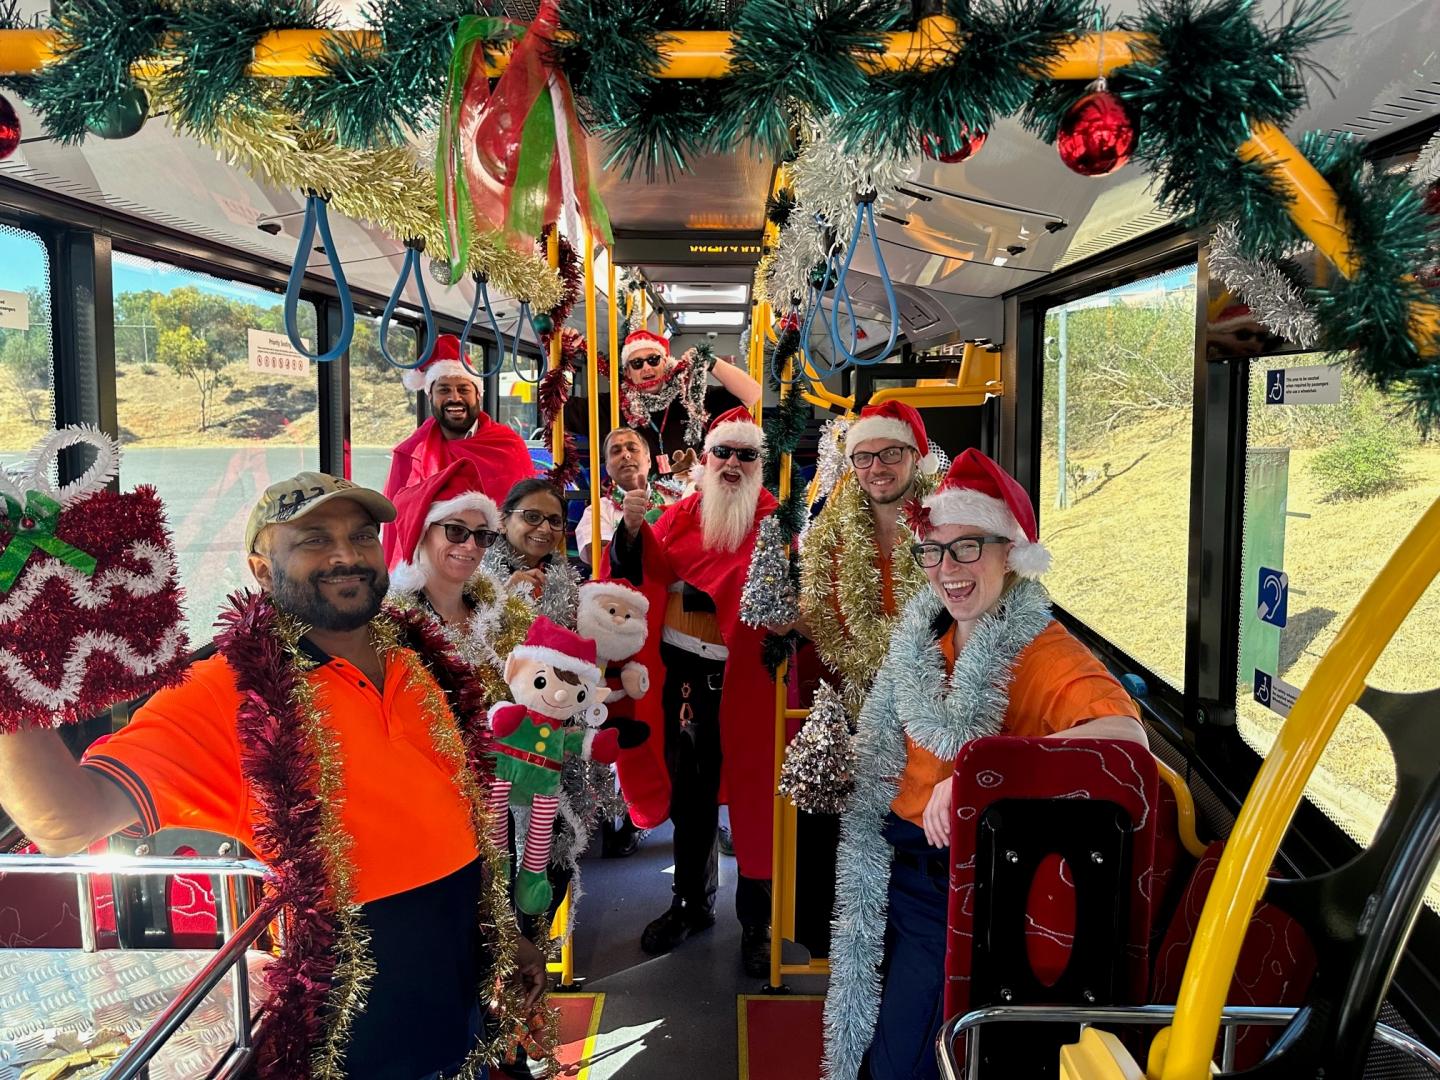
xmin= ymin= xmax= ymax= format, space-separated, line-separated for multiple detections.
xmin=285 ymin=193 xmax=354 ymax=363
xmin=379 ymin=239 xmax=438 ymax=370
xmin=805 ymin=255 xmax=849 ymax=379
xmin=830 ymin=194 xmax=900 ymax=367
xmin=511 ymin=301 xmax=543 ymax=384
xmin=460 ymin=273 xmax=506 ymax=378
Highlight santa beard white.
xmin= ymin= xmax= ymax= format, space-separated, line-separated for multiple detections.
xmin=576 ymin=604 xmax=648 ymax=663
xmin=698 ymin=458 xmax=763 ymax=553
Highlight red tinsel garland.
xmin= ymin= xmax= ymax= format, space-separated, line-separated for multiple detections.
xmin=214 ymin=591 xmax=498 ymax=1077
xmin=214 ymin=592 xmax=335 ymax=1079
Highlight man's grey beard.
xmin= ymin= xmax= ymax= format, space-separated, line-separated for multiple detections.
xmin=698 ymin=462 xmax=762 ymax=553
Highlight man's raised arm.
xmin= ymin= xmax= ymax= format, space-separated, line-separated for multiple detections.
xmin=0 ymin=727 xmax=138 ymax=855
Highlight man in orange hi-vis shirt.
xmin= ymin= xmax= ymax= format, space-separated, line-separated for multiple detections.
xmin=823 ymin=449 xmax=1147 ymax=1080
xmin=798 ymin=400 xmax=941 ymax=716
xmin=0 ymin=472 xmax=546 ymax=1079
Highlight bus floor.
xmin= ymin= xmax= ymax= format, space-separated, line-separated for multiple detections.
xmin=549 ymin=817 xmax=828 ymax=1080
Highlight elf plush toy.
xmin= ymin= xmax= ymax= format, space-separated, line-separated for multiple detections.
xmin=486 ymin=617 xmax=618 ymax=914
xmin=576 ymin=580 xmax=652 ymax=752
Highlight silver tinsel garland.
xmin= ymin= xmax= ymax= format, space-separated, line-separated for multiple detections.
xmin=1413 ymin=129 xmax=1440 ymax=190
xmin=740 ymin=515 xmax=799 ymax=628
xmin=1208 ymin=221 xmax=1321 ymax=348
xmin=812 ymin=417 xmax=849 ymax=502
xmin=778 ymin=680 xmax=855 ymax=816
xmin=763 ymin=117 xmax=915 ymax=307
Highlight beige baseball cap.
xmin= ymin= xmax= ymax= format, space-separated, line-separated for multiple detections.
xmin=244 ymin=472 xmax=396 ymax=554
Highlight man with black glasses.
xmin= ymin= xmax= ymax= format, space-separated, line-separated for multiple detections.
xmin=604 ymin=407 xmax=779 ymax=977
xmin=797 ymin=401 xmax=942 ymax=716
xmin=569 ymin=330 xmax=761 ymax=476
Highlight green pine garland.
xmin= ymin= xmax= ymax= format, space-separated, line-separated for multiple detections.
xmin=838 ymin=0 xmax=1086 ymax=157
xmin=1302 ymin=132 xmax=1440 ymax=429
xmin=290 ymin=0 xmax=474 ymax=149
xmin=1021 ymin=0 xmax=1346 ymax=253
xmin=163 ymin=0 xmax=320 ymax=137
xmin=27 ymin=0 xmax=171 ymax=144
xmin=766 ymin=188 xmax=798 ymax=230
xmin=715 ymin=0 xmax=899 ymax=154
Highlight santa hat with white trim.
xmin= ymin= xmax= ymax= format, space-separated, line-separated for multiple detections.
xmin=844 ymin=400 xmax=940 ymax=475
xmin=387 ymin=459 xmax=501 ymax=592
xmin=922 ymin=448 xmax=1051 ymax=578
xmin=621 ymin=329 xmax=670 ymax=365
xmin=578 ymin=578 xmax=651 ymax=617
xmin=703 ymin=405 xmax=766 ymax=453
xmin=400 ymin=333 xmax=484 ymax=394
xmin=507 ymin=616 xmax=602 ymax=686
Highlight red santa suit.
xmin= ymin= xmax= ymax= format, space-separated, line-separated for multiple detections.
xmin=602 ymin=413 xmax=779 ymax=887
xmin=382 ymin=334 xmax=535 ymax=563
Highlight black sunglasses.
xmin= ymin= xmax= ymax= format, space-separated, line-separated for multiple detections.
xmin=709 ymin=445 xmax=760 ymax=463
xmin=436 ymin=522 xmax=499 ymax=548
xmin=627 ymin=354 xmax=665 ymax=371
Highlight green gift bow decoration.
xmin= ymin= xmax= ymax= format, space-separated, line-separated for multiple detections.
xmin=0 ymin=490 xmax=99 ymax=592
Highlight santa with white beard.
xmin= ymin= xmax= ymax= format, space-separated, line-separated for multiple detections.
xmin=603 ymin=406 xmax=779 ymax=977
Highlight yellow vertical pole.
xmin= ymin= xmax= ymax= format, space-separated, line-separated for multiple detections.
xmin=608 ymin=257 xmax=620 ymax=430
xmin=767 ymin=348 xmax=794 ymax=988
xmin=548 ymin=229 xmax=563 ymax=464
xmin=639 ymin=289 xmax=648 ymax=333
xmin=585 ymin=232 xmax=603 ymax=578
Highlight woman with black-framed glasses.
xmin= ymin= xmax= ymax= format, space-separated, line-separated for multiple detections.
xmin=825 ymin=449 xmax=1148 ymax=1080
xmin=483 ymin=477 xmax=581 ymax=629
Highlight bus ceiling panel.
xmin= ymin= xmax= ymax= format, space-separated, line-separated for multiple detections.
xmin=812 ymin=270 xmax=1003 ymax=351
xmin=591 ymin=142 xmax=773 ymax=233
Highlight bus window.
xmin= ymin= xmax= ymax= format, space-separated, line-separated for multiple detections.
xmin=1238 ymin=356 xmax=1439 ymax=907
xmin=112 ymin=252 xmax=319 ymax=645
xmin=0 ymin=225 xmax=55 ymax=470
xmin=1038 ymin=265 xmax=1198 ymax=689
xmin=500 ymin=349 xmax=539 ymax=438
xmin=349 ymin=317 xmax=419 ymax=491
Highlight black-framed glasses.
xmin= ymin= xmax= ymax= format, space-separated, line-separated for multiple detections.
xmin=436 ymin=522 xmax=499 ymax=548
xmin=709 ymin=445 xmax=760 ymax=463
xmin=910 ymin=535 xmax=1011 ymax=568
xmin=850 ymin=446 xmax=911 ymax=469
xmin=627 ymin=354 xmax=665 ymax=371
xmin=512 ymin=508 xmax=565 ymax=530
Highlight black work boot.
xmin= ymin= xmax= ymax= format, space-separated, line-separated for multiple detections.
xmin=640 ymin=901 xmax=716 ymax=955
xmin=741 ymin=922 xmax=772 ymax=978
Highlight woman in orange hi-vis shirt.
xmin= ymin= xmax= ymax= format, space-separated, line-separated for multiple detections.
xmin=822 ymin=449 xmax=1147 ymax=1080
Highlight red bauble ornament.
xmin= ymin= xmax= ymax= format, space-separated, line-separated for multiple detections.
xmin=0 ymin=94 xmax=20 ymax=161
xmin=1056 ymin=88 xmax=1136 ymax=177
xmin=921 ymin=127 xmax=987 ymax=164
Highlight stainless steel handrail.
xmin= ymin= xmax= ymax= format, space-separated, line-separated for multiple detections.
xmin=0 ymin=853 xmax=275 ymax=1080
xmin=938 ymin=1004 xmax=1440 ymax=1079
xmin=104 ymin=900 xmax=278 ymax=1080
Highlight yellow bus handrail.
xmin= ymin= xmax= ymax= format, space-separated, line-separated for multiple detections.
xmin=1151 ymin=494 xmax=1440 ymax=1080
xmin=1153 ymin=758 xmax=1207 ymax=861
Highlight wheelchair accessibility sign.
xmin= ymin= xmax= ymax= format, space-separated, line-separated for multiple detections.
xmin=1254 ymin=669 xmax=1300 ymax=718
xmin=1257 ymin=567 xmax=1288 ymax=627
xmin=1265 ymin=365 xmax=1343 ymax=405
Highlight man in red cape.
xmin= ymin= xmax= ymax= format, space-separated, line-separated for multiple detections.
xmin=382 ymin=333 xmax=535 ymax=564
xmin=603 ymin=406 xmax=777 ymax=978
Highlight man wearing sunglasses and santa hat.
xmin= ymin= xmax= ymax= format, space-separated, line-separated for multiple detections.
xmin=382 ymin=334 xmax=537 ymax=564
xmin=602 ymin=406 xmax=780 ymax=979
xmin=569 ymin=329 xmax=762 ymax=479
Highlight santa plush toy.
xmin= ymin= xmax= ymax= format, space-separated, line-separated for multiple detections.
xmin=487 ymin=617 xmax=618 ymax=914
xmin=576 ymin=580 xmax=653 ymax=751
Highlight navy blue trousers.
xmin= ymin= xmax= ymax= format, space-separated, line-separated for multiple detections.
xmin=863 ymin=814 xmax=950 ymax=1080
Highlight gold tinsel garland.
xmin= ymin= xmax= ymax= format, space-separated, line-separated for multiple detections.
xmin=149 ymin=87 xmax=564 ymax=312
xmin=280 ymin=621 xmax=376 ymax=1080
xmin=799 ymin=470 xmax=934 ymax=716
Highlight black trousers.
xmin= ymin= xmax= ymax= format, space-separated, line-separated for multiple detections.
xmin=660 ymin=642 xmax=770 ymax=927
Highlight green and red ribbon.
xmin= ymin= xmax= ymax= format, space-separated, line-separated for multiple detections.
xmin=437 ymin=0 xmax=612 ymax=271
xmin=0 ymin=491 xmax=98 ymax=592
